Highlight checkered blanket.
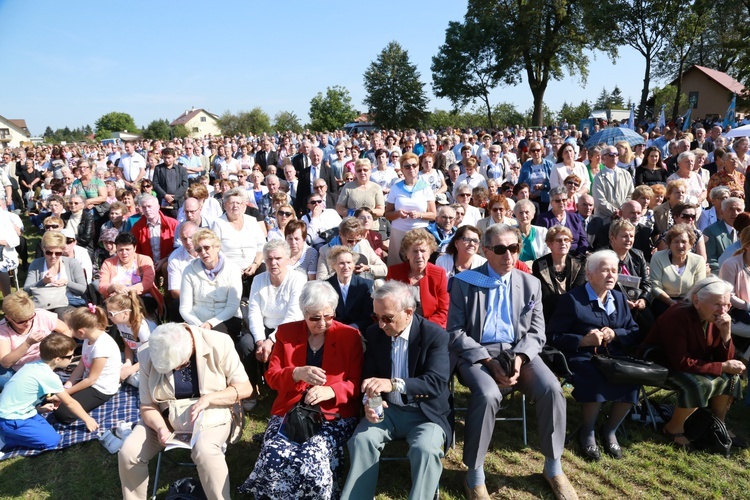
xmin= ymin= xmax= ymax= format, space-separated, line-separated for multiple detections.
xmin=0 ymin=384 xmax=140 ymax=461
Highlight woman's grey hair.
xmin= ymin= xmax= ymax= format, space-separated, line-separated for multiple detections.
xmin=512 ymin=198 xmax=536 ymax=217
xmin=371 ymin=280 xmax=416 ymax=311
xmin=710 ymin=186 xmax=731 ymax=201
xmin=686 ymin=276 xmax=733 ymax=303
xmin=483 ymin=223 xmax=521 ymax=247
xmin=586 ymin=249 xmax=619 ymax=273
xmin=148 ymin=323 xmax=193 ymax=374
xmin=222 ymin=187 xmax=248 ymax=204
xmin=263 ymin=239 xmax=291 ymax=259
xmin=299 ymin=281 xmax=339 ymax=315
xmin=549 ymin=186 xmax=567 ymax=198
xmin=677 ymin=151 xmax=695 ymax=164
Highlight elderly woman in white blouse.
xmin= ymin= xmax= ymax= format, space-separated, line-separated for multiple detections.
xmin=241 ymin=240 xmax=306 ymax=398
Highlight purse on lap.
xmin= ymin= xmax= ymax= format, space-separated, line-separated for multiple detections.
xmin=29 ymin=286 xmax=68 ymax=310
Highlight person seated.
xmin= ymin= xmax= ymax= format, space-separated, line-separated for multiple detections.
xmin=242 ymin=240 xmax=306 ymax=401
xmin=0 ymin=290 xmax=72 ymax=389
xmin=387 ymin=228 xmax=449 ymax=328
xmin=654 ymin=202 xmax=707 ymax=261
xmin=25 ymin=231 xmax=88 ymax=315
xmin=0 ymin=334 xmax=98 ymax=451
xmin=435 ymin=225 xmax=487 ymax=286
xmin=0 ymin=202 xmax=20 ymax=296
xmin=101 ymin=200 xmax=129 ymax=234
xmin=652 ymin=179 xmax=688 ymax=238
xmin=512 ymin=199 xmax=550 ymax=264
xmin=355 ymin=207 xmax=387 ymax=259
xmin=317 ymin=217 xmax=387 ymax=281
xmin=717 ymin=212 xmax=750 ymax=268
xmin=61 ymin=227 xmax=94 ymax=285
xmin=426 ymin=205 xmax=457 ymax=255
xmin=704 ymin=196 xmax=745 ymax=274
xmin=53 ymin=305 xmax=123 ymax=424
xmin=718 ymin=226 xmax=750 ymax=359
xmin=536 ymin=186 xmax=587 ymax=256
xmin=98 ymin=232 xmax=158 ymax=306
xmin=532 ymin=225 xmax=586 ymax=324
xmin=240 ymin=281 xmax=363 ymax=499
xmin=650 ymin=224 xmax=708 ymax=317
xmin=697 ymin=186 xmax=730 ymax=232
xmin=118 ymin=323 xmax=254 ymax=499
xmin=325 ymin=246 xmax=374 ymax=332
xmin=642 ymin=276 xmax=747 ymax=450
xmin=104 ymin=291 xmax=153 ymax=388
xmin=304 ymin=192 xmax=343 ymax=250
xmin=61 ymin=194 xmax=95 ymax=260
xmin=130 ymin=194 xmax=178 ymax=275
xmin=341 ymin=281 xmax=450 ymax=500
xmin=454 ymin=184 xmax=483 ymax=227
xmin=179 ymin=229 xmax=242 ymax=335
xmin=266 ymin=203 xmax=296 ymax=241
xmin=166 ymin=222 xmax=199 ymax=322
xmin=93 ymin=227 xmax=119 ymax=288
xmin=477 ymin=194 xmax=517 ymax=236
xmin=591 ymin=200 xmax=654 ymax=259
xmin=548 ymin=250 xmax=643 ymax=461
xmin=285 ymin=220 xmax=319 ymax=281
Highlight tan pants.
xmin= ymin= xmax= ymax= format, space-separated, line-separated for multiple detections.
xmin=118 ymin=421 xmax=231 ymax=500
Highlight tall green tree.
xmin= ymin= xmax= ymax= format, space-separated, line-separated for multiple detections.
xmin=458 ymin=0 xmax=616 ymax=126
xmin=308 ymin=86 xmax=358 ymax=132
xmin=216 ymin=108 xmax=272 ymax=136
xmin=558 ymin=100 xmax=592 ymax=126
xmin=650 ymin=85 xmax=688 ymax=120
xmin=363 ymin=42 xmax=429 ymax=129
xmin=142 ymin=119 xmax=172 ymax=140
xmin=94 ymin=111 xmax=138 ymax=138
xmin=431 ymin=20 xmax=501 ymax=128
xmin=273 ymin=111 xmax=303 ymax=133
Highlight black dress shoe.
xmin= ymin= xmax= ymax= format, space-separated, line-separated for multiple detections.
xmin=601 ymin=441 xmax=623 ymax=459
xmin=580 ymin=443 xmax=601 ymax=461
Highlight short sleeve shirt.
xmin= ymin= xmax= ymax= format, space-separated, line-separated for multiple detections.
xmin=0 ymin=361 xmax=64 ymax=420
xmin=82 ymin=333 xmax=122 ymax=395
xmin=0 ymin=310 xmax=59 ymax=369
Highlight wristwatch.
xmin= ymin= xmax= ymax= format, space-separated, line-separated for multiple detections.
xmin=391 ymin=378 xmax=406 ymax=394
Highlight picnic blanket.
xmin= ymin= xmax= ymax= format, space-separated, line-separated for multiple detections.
xmin=0 ymin=383 xmax=140 ymax=461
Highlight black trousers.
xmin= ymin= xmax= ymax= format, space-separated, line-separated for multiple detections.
xmin=54 ymin=386 xmax=113 ymax=424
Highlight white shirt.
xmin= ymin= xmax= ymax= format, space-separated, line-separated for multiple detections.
xmin=247 ymin=271 xmax=306 ymax=343
xmin=82 ymin=333 xmax=122 ymax=395
xmin=119 ymin=152 xmax=146 ymax=182
xmin=167 ymin=246 xmax=196 ymax=291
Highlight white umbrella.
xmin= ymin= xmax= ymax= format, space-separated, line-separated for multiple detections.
xmin=725 ymin=124 xmax=750 ymax=138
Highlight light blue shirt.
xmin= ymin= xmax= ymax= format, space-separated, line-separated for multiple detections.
xmin=481 ymin=266 xmax=515 ymax=344
xmin=585 ymin=282 xmax=615 ymax=315
xmin=389 ymin=318 xmax=412 ymax=406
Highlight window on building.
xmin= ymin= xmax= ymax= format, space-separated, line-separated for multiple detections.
xmin=689 ymin=92 xmax=699 ymax=109
xmin=193 ymin=127 xmax=199 ymax=133
xmin=0 ymin=129 xmax=9 ymax=139
xmin=200 ymin=117 xmax=206 ymax=122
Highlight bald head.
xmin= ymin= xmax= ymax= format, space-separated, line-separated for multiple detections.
xmin=620 ymin=200 xmax=642 ymax=224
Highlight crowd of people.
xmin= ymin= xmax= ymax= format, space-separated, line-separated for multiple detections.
xmin=0 ymin=119 xmax=748 ymax=499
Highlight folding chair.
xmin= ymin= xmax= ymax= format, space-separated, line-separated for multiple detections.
xmin=151 ymin=449 xmax=197 ymax=500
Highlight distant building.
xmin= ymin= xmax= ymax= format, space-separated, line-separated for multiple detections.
xmin=0 ymin=115 xmax=32 ymax=148
xmin=671 ymin=65 xmax=747 ymax=119
xmin=170 ymin=108 xmax=220 ymax=138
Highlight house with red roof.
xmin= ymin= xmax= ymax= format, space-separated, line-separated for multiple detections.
xmin=170 ymin=108 xmax=220 ymax=138
xmin=671 ymin=65 xmax=747 ymax=119
xmin=0 ymin=115 xmax=31 ymax=148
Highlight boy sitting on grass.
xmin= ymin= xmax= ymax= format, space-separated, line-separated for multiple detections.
xmin=0 ymin=333 xmax=99 ymax=451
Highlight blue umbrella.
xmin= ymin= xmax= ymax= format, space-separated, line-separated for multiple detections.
xmin=584 ymin=127 xmax=645 ymax=149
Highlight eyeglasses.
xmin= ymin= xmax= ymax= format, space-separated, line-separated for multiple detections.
xmin=277 ymin=211 xmax=293 ymax=217
xmin=460 ymin=237 xmax=480 ymax=245
xmin=307 ymin=314 xmax=334 ymax=323
xmin=44 ymin=224 xmax=59 ymax=230
xmin=458 ymin=193 xmax=471 ymax=198
xmin=371 ymin=313 xmax=397 ymax=324
xmin=565 ymin=181 xmax=580 ymax=187
xmin=491 ymin=207 xmax=506 ymax=212
xmin=530 ymin=149 xmax=541 ymax=153
xmin=680 ymin=213 xmax=696 ymax=220
xmin=314 ymin=185 xmax=327 ymax=190
xmin=606 ymin=152 xmax=619 ymax=157
xmin=308 ymin=199 xmax=324 ymax=205
xmin=45 ymin=250 xmax=63 ymax=257
xmin=107 ymin=309 xmax=131 ymax=318
xmin=195 ymin=245 xmax=215 ymax=253
xmin=9 ymin=313 xmax=35 ymax=325
xmin=402 ymin=163 xmax=419 ymax=169
xmin=486 ymin=243 xmax=520 ymax=255
xmin=552 ymin=198 xmax=568 ymax=203
xmin=345 ymin=237 xmax=362 ymax=245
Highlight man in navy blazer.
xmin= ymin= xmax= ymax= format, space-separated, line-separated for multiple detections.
xmin=341 ymin=281 xmax=450 ymax=500
xmin=327 ymin=273 xmax=374 ymax=332
xmin=294 ymin=147 xmax=338 ymax=215
xmin=447 ymin=224 xmax=576 ymax=500
xmin=704 ymin=196 xmax=743 ymax=273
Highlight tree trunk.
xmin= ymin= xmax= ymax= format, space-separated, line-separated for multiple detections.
xmin=672 ymin=56 xmax=686 ymax=122
xmin=638 ymin=52 xmax=651 ymax=122
xmin=531 ymin=85 xmax=546 ymax=127
xmin=482 ymin=92 xmax=494 ymax=129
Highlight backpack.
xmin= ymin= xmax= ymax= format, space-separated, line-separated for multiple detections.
xmin=683 ymin=408 xmax=732 ymax=457
xmin=165 ymin=477 xmax=206 ymax=500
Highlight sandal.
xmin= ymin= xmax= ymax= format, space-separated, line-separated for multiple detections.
xmin=663 ymin=426 xmax=693 ymax=451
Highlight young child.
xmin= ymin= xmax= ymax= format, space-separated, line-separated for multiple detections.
xmin=53 ymin=304 xmax=122 ymax=424
xmin=0 ymin=333 xmax=98 ymax=451
xmin=105 ymin=291 xmax=153 ymax=388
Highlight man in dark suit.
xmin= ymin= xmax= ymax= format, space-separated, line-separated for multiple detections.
xmin=326 ymin=265 xmax=374 ymax=332
xmin=254 ymin=139 xmax=278 ymax=170
xmin=291 ymin=139 xmax=312 ymax=173
xmin=152 ymin=147 xmax=188 ymax=219
xmin=341 ymin=281 xmax=450 ymax=500
xmin=591 ymin=200 xmax=653 ymax=260
xmin=447 ymin=224 xmax=577 ymax=500
xmin=294 ymin=148 xmax=337 ymax=215
xmin=690 ymin=127 xmax=714 ymax=153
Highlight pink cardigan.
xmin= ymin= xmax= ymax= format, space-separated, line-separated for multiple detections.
xmin=98 ymin=254 xmax=156 ymax=298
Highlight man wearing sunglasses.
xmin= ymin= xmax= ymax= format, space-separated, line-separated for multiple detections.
xmin=342 ymin=280 xmax=450 ymax=500
xmin=448 ymin=224 xmax=575 ymax=500
xmin=591 ymin=145 xmax=634 ymax=223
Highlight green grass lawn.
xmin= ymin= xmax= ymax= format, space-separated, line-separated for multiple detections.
xmin=0 ymin=383 xmax=748 ymax=499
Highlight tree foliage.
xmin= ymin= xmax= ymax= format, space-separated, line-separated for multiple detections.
xmin=457 ymin=0 xmax=617 ymax=126
xmin=216 ymin=108 xmax=272 ymax=136
xmin=43 ymin=124 xmax=93 ymax=144
xmin=558 ymin=100 xmax=593 ymax=126
xmin=594 ymin=87 xmax=626 ymax=109
xmin=142 ymin=119 xmax=172 ymax=140
xmin=273 ymin=111 xmax=303 ymax=133
xmin=94 ymin=112 xmax=138 ymax=139
xmin=172 ymin=124 xmax=190 ymax=139
xmin=650 ymin=85 xmax=688 ymax=120
xmin=363 ymin=41 xmax=429 ymax=129
xmin=308 ymin=86 xmax=358 ymax=132
xmin=431 ymin=20 xmax=502 ymax=128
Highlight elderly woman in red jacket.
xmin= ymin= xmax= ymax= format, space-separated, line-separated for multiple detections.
xmin=642 ymin=276 xmax=746 ymax=449
xmin=387 ymin=228 xmax=449 ymax=328
xmin=240 ymin=280 xmax=363 ymax=500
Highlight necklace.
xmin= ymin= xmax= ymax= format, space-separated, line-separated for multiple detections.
xmin=309 ymin=334 xmax=325 ymax=353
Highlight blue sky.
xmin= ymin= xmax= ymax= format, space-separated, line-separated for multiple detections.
xmin=0 ymin=0 xmax=654 ymax=135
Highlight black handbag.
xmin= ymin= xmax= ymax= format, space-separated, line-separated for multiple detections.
xmin=684 ymin=408 xmax=732 ymax=457
xmin=591 ymin=346 xmax=668 ymax=386
xmin=278 ymin=394 xmax=339 ymax=445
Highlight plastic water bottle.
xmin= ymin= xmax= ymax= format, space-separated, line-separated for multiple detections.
xmin=367 ymin=394 xmax=384 ymax=423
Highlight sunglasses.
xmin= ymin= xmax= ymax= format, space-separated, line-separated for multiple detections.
xmin=44 ymin=224 xmax=59 ymax=230
xmin=307 ymin=314 xmax=334 ymax=322
xmin=9 ymin=313 xmax=35 ymax=324
xmin=371 ymin=313 xmax=397 ymax=324
xmin=277 ymin=211 xmax=293 ymax=217
xmin=606 ymin=152 xmax=619 ymax=157
xmin=491 ymin=207 xmax=506 ymax=212
xmin=66 ymin=238 xmax=76 ymax=244
xmin=529 ymin=148 xmax=541 ymax=153
xmin=458 ymin=193 xmax=471 ymax=198
xmin=552 ymin=198 xmax=568 ymax=203
xmin=486 ymin=243 xmax=520 ymax=255
xmin=195 ymin=245 xmax=215 ymax=253
xmin=308 ymin=199 xmax=324 ymax=204
xmin=460 ymin=237 xmax=480 ymax=245
xmin=402 ymin=163 xmax=419 ymax=169
xmin=45 ymin=250 xmax=63 ymax=257
xmin=60 ymin=354 xmax=75 ymax=360
xmin=680 ymin=213 xmax=696 ymax=220
xmin=314 ymin=185 xmax=327 ymax=190
xmin=107 ymin=309 xmax=131 ymax=318
xmin=345 ymin=238 xmax=362 ymax=245
xmin=565 ymin=181 xmax=580 ymax=187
